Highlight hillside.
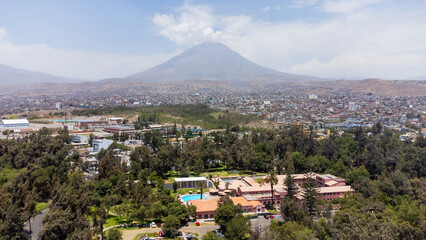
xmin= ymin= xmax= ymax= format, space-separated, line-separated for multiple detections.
xmin=347 ymin=79 xmax=426 ymax=96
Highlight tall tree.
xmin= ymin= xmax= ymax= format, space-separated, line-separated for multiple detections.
xmin=265 ymin=170 xmax=278 ymax=208
xmin=162 ymin=215 xmax=180 ymax=237
xmin=284 ymin=172 xmax=296 ymax=200
xmin=302 ymin=174 xmax=319 ymax=216
xmin=106 ymin=228 xmax=122 ymax=240
xmin=197 ymin=180 xmax=207 ymax=199
xmin=24 ymin=190 xmax=39 ymax=233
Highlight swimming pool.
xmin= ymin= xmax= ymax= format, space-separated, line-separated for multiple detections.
xmin=182 ymin=194 xmax=206 ymax=202
xmin=221 ymin=177 xmax=236 ymax=183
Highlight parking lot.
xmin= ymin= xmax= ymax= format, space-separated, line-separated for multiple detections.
xmin=120 ymin=222 xmax=219 ymax=240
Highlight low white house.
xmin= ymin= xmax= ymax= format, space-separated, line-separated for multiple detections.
xmin=174 ymin=177 xmax=211 ymax=189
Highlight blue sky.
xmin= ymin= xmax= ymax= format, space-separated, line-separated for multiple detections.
xmin=0 ymin=0 xmax=425 ymax=80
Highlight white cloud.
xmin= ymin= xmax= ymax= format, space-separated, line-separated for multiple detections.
xmin=152 ymin=14 xmax=175 ymax=26
xmin=320 ymin=0 xmax=382 ymax=13
xmin=261 ymin=6 xmax=271 ymax=12
xmin=290 ymin=51 xmax=426 ymax=79
xmin=288 ymin=0 xmax=319 ymax=9
xmin=0 ymin=28 xmax=7 ymax=40
xmin=0 ymin=28 xmax=175 ymax=79
xmin=152 ymin=2 xmax=426 ymax=79
xmin=152 ymin=3 xmax=223 ymax=45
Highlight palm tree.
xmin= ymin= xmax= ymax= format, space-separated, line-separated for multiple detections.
xmin=197 ymin=181 xmax=207 ymax=199
xmin=265 ymin=170 xmax=278 ymax=208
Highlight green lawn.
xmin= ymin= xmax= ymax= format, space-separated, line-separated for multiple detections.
xmin=134 ymin=232 xmax=156 ymax=240
xmin=176 ymin=188 xmax=210 ymax=195
xmin=104 ymin=215 xmax=122 ymax=228
xmin=35 ymin=202 xmax=49 ymax=212
xmin=0 ymin=168 xmax=27 ymax=186
xmin=103 ymin=215 xmax=144 ymax=228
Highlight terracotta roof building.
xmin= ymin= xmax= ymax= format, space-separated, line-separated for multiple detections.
xmin=188 ymin=196 xmax=265 ymax=220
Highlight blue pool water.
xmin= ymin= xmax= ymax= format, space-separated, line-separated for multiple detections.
xmin=182 ymin=195 xmax=206 ymax=202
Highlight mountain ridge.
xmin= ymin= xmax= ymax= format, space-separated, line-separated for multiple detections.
xmin=124 ymin=42 xmax=329 ymax=84
xmin=0 ymin=63 xmax=84 ymax=86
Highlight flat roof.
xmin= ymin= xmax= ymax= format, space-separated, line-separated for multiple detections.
xmin=1 ymin=119 xmax=29 ymax=124
xmin=175 ymin=177 xmax=207 ymax=182
xmin=319 ymin=186 xmax=353 ymax=193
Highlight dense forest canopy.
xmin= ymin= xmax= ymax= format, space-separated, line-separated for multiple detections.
xmin=0 ymin=122 xmax=425 ymax=239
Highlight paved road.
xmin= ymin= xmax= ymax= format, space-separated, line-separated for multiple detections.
xmin=251 ymin=215 xmax=279 ymax=239
xmin=25 ymin=208 xmax=50 ymax=240
xmin=121 ymin=223 xmax=219 ymax=240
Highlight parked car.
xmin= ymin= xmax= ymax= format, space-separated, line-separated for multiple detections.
xmin=270 ymin=215 xmax=275 ymax=219
xmin=159 ymin=231 xmax=164 ymax=237
xmin=196 ymin=222 xmax=200 ymax=226
xmin=154 ymin=232 xmax=158 ymax=237
xmin=178 ymin=231 xmax=183 ymax=236
xmin=187 ymin=234 xmax=198 ymax=240
xmin=151 ymin=222 xmax=156 ymax=228
xmin=184 ymin=222 xmax=189 ymax=227
xmin=264 ymin=215 xmax=269 ymax=219
xmin=157 ymin=222 xmax=161 ymax=227
xmin=141 ymin=224 xmax=146 ymax=228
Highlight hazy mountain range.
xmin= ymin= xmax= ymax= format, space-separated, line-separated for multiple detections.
xmin=0 ymin=42 xmax=425 ymax=96
xmin=0 ymin=42 xmax=328 ymax=87
xmin=0 ymin=63 xmax=81 ymax=86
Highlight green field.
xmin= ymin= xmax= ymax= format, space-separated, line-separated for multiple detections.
xmin=72 ymin=104 xmax=263 ymax=129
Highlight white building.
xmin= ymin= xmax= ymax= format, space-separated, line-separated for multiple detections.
xmin=174 ymin=177 xmax=212 ymax=189
xmin=55 ymin=102 xmax=62 ymax=109
xmin=0 ymin=119 xmax=30 ymax=128
xmin=72 ymin=135 xmax=89 ymax=144
xmin=92 ymin=139 xmax=114 ymax=152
